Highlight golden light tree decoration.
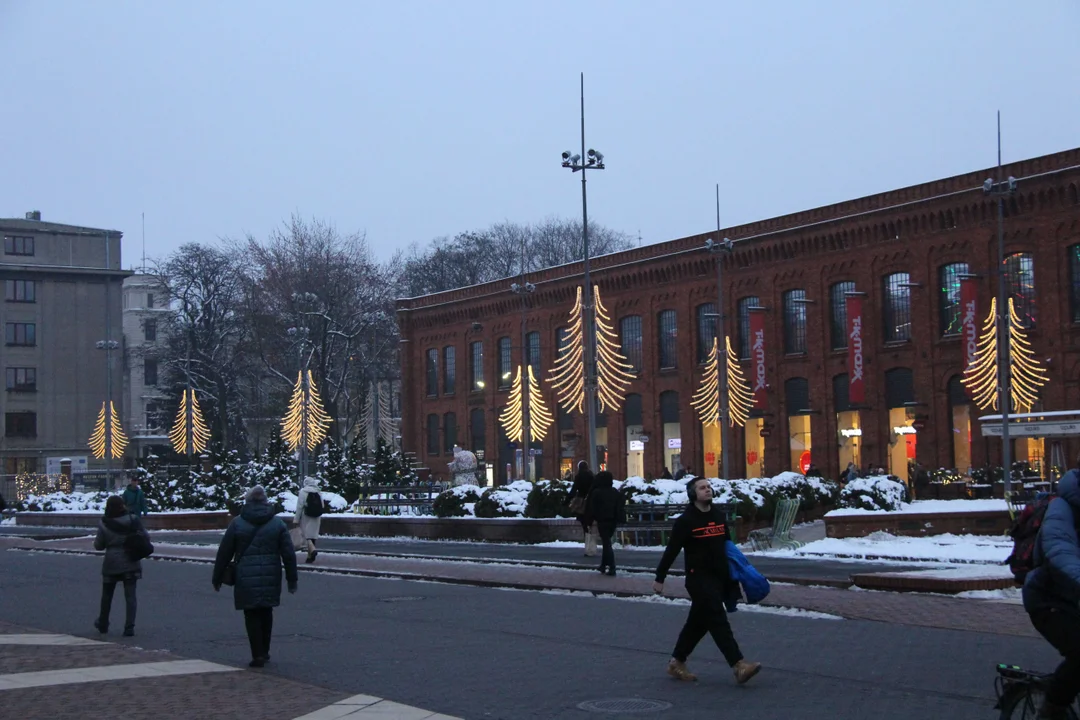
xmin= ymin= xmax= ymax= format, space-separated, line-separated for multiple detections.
xmin=169 ymin=388 xmax=211 ymax=455
xmin=691 ymin=336 xmax=753 ymax=428
xmin=281 ymin=370 xmax=332 ymax=451
xmin=593 ymin=287 xmax=636 ymax=412
xmin=499 ymin=366 xmax=525 ymax=442
xmin=549 ymin=287 xmax=585 ymax=414
xmin=526 ymin=365 xmax=554 ymax=442
xmin=89 ymin=401 xmax=128 ymax=459
xmin=962 ymin=297 xmax=1049 ymax=413
xmin=499 ymin=365 xmax=555 ymax=443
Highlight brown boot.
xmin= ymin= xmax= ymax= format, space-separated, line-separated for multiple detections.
xmin=733 ymin=659 xmax=762 ymax=685
xmin=666 ymin=659 xmax=697 ymax=682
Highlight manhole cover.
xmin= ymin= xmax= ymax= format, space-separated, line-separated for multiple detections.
xmin=577 ymin=699 xmax=672 ymax=714
xmin=380 ymin=595 xmax=426 ymax=603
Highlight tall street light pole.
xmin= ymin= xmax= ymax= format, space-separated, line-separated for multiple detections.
xmin=288 ymin=325 xmax=311 ymax=489
xmin=561 ymin=72 xmax=605 ymax=472
xmin=95 ymin=230 xmax=119 ymax=486
xmin=511 ymin=239 xmax=536 ymax=480
xmin=983 ymin=111 xmax=1018 ymax=495
xmin=705 ymin=224 xmax=735 ymax=480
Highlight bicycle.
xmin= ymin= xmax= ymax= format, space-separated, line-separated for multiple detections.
xmin=995 ymin=664 xmax=1080 ymax=719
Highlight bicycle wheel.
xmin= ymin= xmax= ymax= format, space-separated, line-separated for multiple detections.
xmin=999 ymin=686 xmax=1080 ymax=720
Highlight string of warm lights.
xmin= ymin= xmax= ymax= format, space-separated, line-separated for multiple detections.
xmin=89 ymin=401 xmax=128 ymax=459
xmin=549 ymin=286 xmax=585 ymax=414
xmin=1008 ymin=297 xmax=1049 ymax=412
xmin=691 ymin=338 xmax=720 ymax=426
xmin=691 ymin=337 xmax=752 ymax=428
xmin=281 ymin=370 xmax=332 ymax=451
xmin=526 ymin=365 xmax=554 ymax=442
xmin=726 ymin=336 xmax=753 ymax=427
xmin=499 ymin=366 xmax=525 ymax=442
xmin=962 ymin=297 xmax=1048 ymax=412
xmin=593 ymin=288 xmax=635 ymax=412
xmin=15 ymin=472 xmax=70 ymax=500
xmin=169 ymin=387 xmax=211 ymax=455
xmin=962 ymin=297 xmax=999 ymax=409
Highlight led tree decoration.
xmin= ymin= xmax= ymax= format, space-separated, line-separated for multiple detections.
xmin=549 ymin=287 xmax=585 ymax=414
xmin=692 ymin=337 xmax=753 ymax=428
xmin=499 ymin=366 xmax=525 ymax=442
xmin=526 ymin=365 xmax=554 ymax=441
xmin=962 ymin=297 xmax=1048 ymax=412
xmin=89 ymin=401 xmax=128 ymax=459
xmin=499 ymin=365 xmax=556 ymax=443
xmin=169 ymin=388 xmax=211 ymax=456
xmin=281 ymin=370 xmax=331 ymax=451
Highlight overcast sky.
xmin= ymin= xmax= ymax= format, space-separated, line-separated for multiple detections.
xmin=2 ymin=1 xmax=1077 ymax=268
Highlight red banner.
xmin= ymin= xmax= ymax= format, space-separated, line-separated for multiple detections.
xmin=749 ymin=308 xmax=767 ymax=409
xmin=960 ymin=277 xmax=978 ymax=370
xmin=847 ymin=295 xmax=865 ymax=404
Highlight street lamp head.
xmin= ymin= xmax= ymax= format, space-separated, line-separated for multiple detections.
xmin=722 ymin=237 xmax=733 ymax=251
xmin=983 ymin=178 xmax=994 ymax=195
xmin=587 ymin=149 xmax=604 ymax=167
xmin=562 ymin=151 xmax=572 ymax=160
xmin=1007 ymin=176 xmax=1018 ymax=193
xmin=525 ymin=282 xmax=536 ymax=293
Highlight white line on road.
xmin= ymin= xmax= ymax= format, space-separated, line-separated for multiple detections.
xmin=290 ymin=693 xmax=461 ymax=720
xmin=0 ymin=659 xmax=239 ymax=691
xmin=0 ymin=634 xmax=107 ymax=646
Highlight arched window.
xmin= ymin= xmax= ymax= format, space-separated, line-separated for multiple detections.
xmin=619 ymin=316 xmax=643 ymax=373
xmin=883 ymin=272 xmax=912 ymax=342
xmin=470 ymin=341 xmax=484 ymax=392
xmin=1070 ymin=245 xmax=1080 ymax=323
xmin=938 ymin=263 xmax=970 ymax=336
xmin=696 ymin=303 xmax=717 ymax=364
xmin=442 ymin=346 xmax=456 ymax=394
xmin=1005 ymin=252 xmax=1037 ymax=328
xmin=737 ymin=296 xmax=760 ymax=359
xmin=425 ymin=348 xmax=438 ymax=397
xmin=443 ymin=412 xmax=457 ymax=454
xmin=783 ymin=289 xmax=807 ymax=354
xmin=658 ymin=310 xmax=678 ymax=369
xmin=526 ymin=331 xmax=541 ymax=375
xmin=470 ymin=409 xmax=485 ymax=455
xmin=785 ymin=377 xmax=810 ymax=413
xmin=497 ymin=337 xmax=512 ymax=389
xmin=426 ymin=414 xmax=440 ymax=455
xmin=829 ymin=281 xmax=856 ymax=349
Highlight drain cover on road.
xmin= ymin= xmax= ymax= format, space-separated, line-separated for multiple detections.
xmin=380 ymin=595 xmax=425 ymax=603
xmin=577 ymin=699 xmax=672 ymax=714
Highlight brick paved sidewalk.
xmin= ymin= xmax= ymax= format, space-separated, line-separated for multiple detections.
xmin=6 ymin=536 xmax=1038 ymax=639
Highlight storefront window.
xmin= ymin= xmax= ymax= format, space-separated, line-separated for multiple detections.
xmin=624 ymin=393 xmax=644 ymax=479
xmin=745 ymin=418 xmax=764 ymax=478
xmin=1015 ymin=437 xmax=1046 ymax=478
xmin=702 ymin=422 xmax=721 ymax=478
xmin=660 ymin=391 xmax=681 ymax=477
xmin=888 ymin=407 xmax=916 ymax=483
xmin=789 ymin=415 xmax=812 ymax=473
xmin=947 ymin=376 xmax=971 ymax=474
xmin=837 ymin=411 xmax=861 ymax=473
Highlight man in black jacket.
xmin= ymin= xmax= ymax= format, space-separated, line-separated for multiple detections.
xmin=585 ymin=471 xmax=625 ymax=576
xmin=654 ymin=476 xmax=761 ymax=685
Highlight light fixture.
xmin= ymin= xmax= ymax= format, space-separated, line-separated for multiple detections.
xmin=962 ymin=297 xmax=1048 ymax=412
xmin=281 ymin=370 xmax=331 ymax=451
xmin=169 ymin=387 xmax=211 ymax=455
xmin=89 ymin=401 xmax=128 ymax=459
xmin=692 ymin=336 xmax=752 ymax=428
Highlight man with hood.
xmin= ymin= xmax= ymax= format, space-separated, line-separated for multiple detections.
xmin=94 ymin=495 xmax=150 ymax=636
xmin=295 ymin=477 xmax=323 ymax=563
xmin=585 ymin=470 xmax=626 ymax=576
xmin=213 ymin=485 xmax=298 ymax=667
xmin=1023 ymin=457 xmax=1080 ymax=719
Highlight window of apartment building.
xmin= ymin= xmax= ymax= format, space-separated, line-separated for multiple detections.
xmin=443 ymin=411 xmax=457 ymax=454
xmin=144 ymin=319 xmax=157 ymax=342
xmin=939 ymin=262 xmax=971 ymax=336
xmin=497 ymin=337 xmax=512 ymax=389
xmin=737 ymin=296 xmax=760 ymax=359
xmin=1071 ymin=245 xmax=1080 ymax=323
xmin=5 ymin=280 xmax=35 ymax=303
xmin=619 ymin=316 xmax=643 ymax=373
xmin=470 ymin=341 xmax=484 ymax=392
xmin=425 ymin=348 xmax=438 ymax=397
xmin=783 ymin=289 xmax=807 ymax=354
xmin=658 ymin=310 xmax=678 ymax=369
xmin=426 ymin=414 xmax=440 ymax=455
xmin=4 ymin=236 xmax=34 ymax=256
xmin=146 ymin=293 xmax=155 ymax=309
xmin=146 ymin=401 xmax=164 ymax=431
xmin=5 ymin=367 xmax=35 ymax=392
xmin=883 ymin=272 xmax=913 ymax=343
xmin=829 ymin=281 xmax=856 ymax=350
xmin=5 ymin=457 xmax=36 ymax=474
xmin=1006 ymin=252 xmax=1037 ymax=329
xmin=526 ymin=331 xmax=541 ymax=376
xmin=696 ymin=303 xmax=717 ymax=364
xmin=5 ymin=411 xmax=36 ymax=438
xmin=144 ymin=359 xmax=158 ymax=386
xmin=443 ymin=346 xmax=456 ymax=394
xmin=5 ymin=323 xmax=35 ymax=346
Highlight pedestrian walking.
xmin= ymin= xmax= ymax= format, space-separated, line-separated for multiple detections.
xmin=585 ymin=470 xmax=626 ymax=576
xmin=653 ymin=476 xmax=761 ymax=685
xmin=566 ymin=461 xmax=597 ymax=556
xmin=121 ymin=475 xmax=147 ymax=517
xmin=93 ymin=495 xmax=150 ymax=636
xmin=295 ymin=477 xmax=324 ymax=564
xmin=212 ymin=485 xmax=298 ymax=668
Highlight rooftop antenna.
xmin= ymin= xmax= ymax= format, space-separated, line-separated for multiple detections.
xmin=141 ymin=212 xmax=146 ymax=271
xmin=637 ymin=229 xmax=642 ymax=247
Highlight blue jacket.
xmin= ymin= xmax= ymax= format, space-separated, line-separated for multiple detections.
xmin=727 ymin=542 xmax=770 ymax=606
xmin=121 ymin=485 xmax=147 ymax=517
xmin=1024 ymin=469 xmax=1080 ymax=613
xmin=213 ymin=501 xmax=298 ymax=610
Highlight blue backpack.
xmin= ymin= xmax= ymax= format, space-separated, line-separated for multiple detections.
xmin=727 ymin=542 xmax=770 ymax=605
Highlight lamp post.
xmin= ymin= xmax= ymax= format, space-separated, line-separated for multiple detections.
xmin=510 ymin=278 xmax=536 ymax=480
xmin=983 ymin=111 xmax=1018 ymax=494
xmin=705 ymin=225 xmax=735 ymax=479
xmin=287 ymin=325 xmax=311 ymax=488
xmin=561 ymin=72 xmax=605 ymax=472
xmin=95 ymin=339 xmax=120 ymax=484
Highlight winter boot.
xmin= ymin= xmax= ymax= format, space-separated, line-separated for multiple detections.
xmin=733 ymin=659 xmax=762 ymax=685
xmin=93 ymin=619 xmax=107 ymax=635
xmin=666 ymin=659 xmax=697 ymax=682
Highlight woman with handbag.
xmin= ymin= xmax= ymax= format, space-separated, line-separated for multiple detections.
xmin=294 ymin=477 xmax=323 ymax=564
xmin=566 ymin=461 xmax=597 ymax=557
xmin=93 ymin=495 xmax=150 ymax=637
xmin=212 ymin=485 xmax=298 ymax=667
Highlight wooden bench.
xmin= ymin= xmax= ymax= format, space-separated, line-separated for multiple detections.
xmin=748 ymin=497 xmax=803 ymax=551
xmin=617 ymin=502 xmax=737 ymax=547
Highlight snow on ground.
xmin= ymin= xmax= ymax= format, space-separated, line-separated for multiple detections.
xmin=0 ymin=516 xmax=14 ymax=525
xmin=761 ymin=531 xmax=1012 ymax=564
xmin=957 ymin=587 xmax=1021 ymax=602
xmin=278 ymin=490 xmax=349 ymax=514
xmin=827 ymin=499 xmax=1008 ymax=516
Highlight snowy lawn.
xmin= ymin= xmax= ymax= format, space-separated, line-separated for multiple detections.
xmin=827 ymin=499 xmax=1008 ymax=516
xmin=760 ymin=531 xmax=1013 ymax=564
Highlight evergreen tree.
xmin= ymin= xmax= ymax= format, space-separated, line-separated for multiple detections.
xmin=246 ymin=429 xmax=297 ymax=510
xmin=319 ymin=436 xmax=348 ymax=497
xmin=370 ymin=438 xmax=397 ymax=485
xmin=133 ymin=453 xmax=165 ymax=512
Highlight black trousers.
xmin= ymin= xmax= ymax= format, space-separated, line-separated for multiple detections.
xmin=672 ymin=573 xmax=744 ymax=667
xmin=98 ymin=578 xmax=137 ymax=631
xmin=1030 ymin=606 xmax=1080 ymax=708
xmin=597 ymin=521 xmax=616 ymax=571
xmin=243 ymin=607 xmax=274 ymax=660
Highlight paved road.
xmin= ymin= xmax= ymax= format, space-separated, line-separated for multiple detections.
xmin=0 ymin=545 xmax=1058 ymax=719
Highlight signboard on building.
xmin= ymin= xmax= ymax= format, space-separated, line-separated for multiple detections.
xmin=667 ymin=438 xmax=682 ymax=449
xmin=846 ymin=295 xmax=865 ymax=404
xmin=981 ymin=421 xmax=1080 ymax=438
xmin=628 ymin=440 xmax=645 ymax=452
xmin=749 ymin=309 xmax=767 ymax=409
xmin=46 ymin=456 xmax=88 ymax=475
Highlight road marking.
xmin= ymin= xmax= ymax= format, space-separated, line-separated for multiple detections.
xmin=0 ymin=634 xmax=107 ymax=646
xmin=290 ymin=694 xmax=461 ymax=720
xmin=0 ymin=659 xmax=239 ymax=691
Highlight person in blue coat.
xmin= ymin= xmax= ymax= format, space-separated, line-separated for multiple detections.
xmin=1023 ymin=459 xmax=1080 ymax=719
xmin=213 ymin=485 xmax=298 ymax=667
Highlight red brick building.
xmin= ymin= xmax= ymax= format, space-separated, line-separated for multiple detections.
xmin=397 ymin=148 xmax=1080 ymax=485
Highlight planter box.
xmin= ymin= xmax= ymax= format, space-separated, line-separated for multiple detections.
xmin=15 ymin=511 xmax=231 ymax=531
xmin=825 ymin=510 xmax=1010 ymax=538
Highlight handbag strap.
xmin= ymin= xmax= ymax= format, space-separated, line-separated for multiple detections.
xmin=234 ymin=521 xmax=268 ymax=563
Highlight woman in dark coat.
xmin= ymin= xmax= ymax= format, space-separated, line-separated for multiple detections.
xmin=566 ymin=461 xmax=596 ymax=556
xmin=94 ymin=495 xmax=149 ymax=636
xmin=212 ymin=485 xmax=298 ymax=667
xmin=585 ymin=471 xmax=626 ymax=576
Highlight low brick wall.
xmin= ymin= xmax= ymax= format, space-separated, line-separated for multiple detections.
xmin=15 ymin=512 xmax=231 ymax=531
xmin=319 ymin=515 xmax=584 ymax=543
xmin=825 ymin=510 xmax=1010 ymax=538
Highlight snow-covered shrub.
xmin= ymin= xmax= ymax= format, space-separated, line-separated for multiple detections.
xmin=433 ymin=485 xmax=482 ymax=518
xmin=525 ymin=478 xmax=572 ymax=518
xmin=839 ymin=475 xmax=907 ymax=512
xmin=474 ymin=481 xmax=531 ymax=518
xmin=15 ymin=491 xmax=110 ymax=513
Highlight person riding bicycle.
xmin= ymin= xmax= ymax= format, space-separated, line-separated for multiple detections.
xmin=1023 ymin=457 xmax=1080 ymax=719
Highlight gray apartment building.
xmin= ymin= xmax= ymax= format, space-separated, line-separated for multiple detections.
xmin=122 ymin=272 xmax=171 ymax=459
xmin=0 ymin=211 xmax=130 ymax=480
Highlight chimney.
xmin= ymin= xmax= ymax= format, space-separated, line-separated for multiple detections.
xmin=25 ymin=211 xmax=41 ymax=221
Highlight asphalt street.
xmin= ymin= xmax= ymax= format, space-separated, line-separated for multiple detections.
xmin=0 ymin=546 xmax=1059 ymax=719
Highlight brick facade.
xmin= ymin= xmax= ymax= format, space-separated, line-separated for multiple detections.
xmin=398 ymin=149 xmax=1080 ymax=484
